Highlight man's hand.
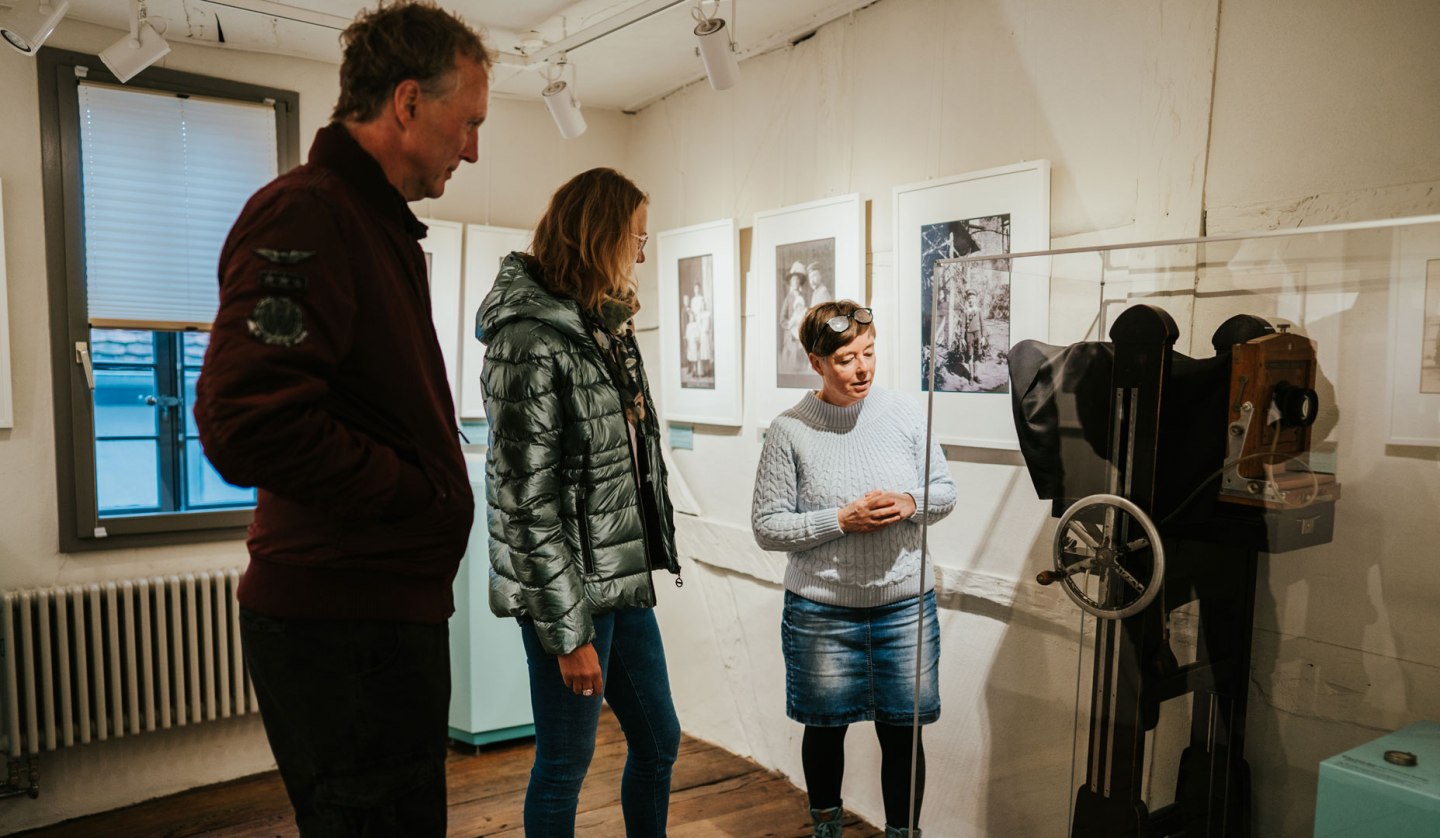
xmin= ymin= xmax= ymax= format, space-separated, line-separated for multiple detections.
xmin=838 ymin=490 xmax=914 ymax=534
xmin=558 ymin=643 xmax=603 ymax=698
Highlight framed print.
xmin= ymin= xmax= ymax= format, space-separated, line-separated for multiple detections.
xmin=459 ymin=224 xmax=530 ymax=420
xmin=748 ymin=194 xmax=864 ymax=427
xmin=894 ymin=161 xmax=1050 ymax=448
xmin=657 ymin=218 xmax=741 ymax=426
xmin=0 ymin=179 xmax=11 ymax=429
xmin=419 ymin=219 xmax=464 ymax=414
xmin=1388 ymin=254 xmax=1440 ymax=446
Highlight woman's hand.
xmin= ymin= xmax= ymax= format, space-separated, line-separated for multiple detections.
xmin=838 ymin=490 xmax=913 ymax=533
xmin=558 ymin=643 xmax=603 ymax=698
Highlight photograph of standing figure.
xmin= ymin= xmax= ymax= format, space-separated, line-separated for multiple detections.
xmin=919 ymin=214 xmax=1011 ymax=393
xmin=777 ymin=237 xmax=836 ymax=389
xmin=679 ymin=254 xmax=715 ymax=389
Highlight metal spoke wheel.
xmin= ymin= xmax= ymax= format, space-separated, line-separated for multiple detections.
xmin=1039 ymin=493 xmax=1165 ymax=619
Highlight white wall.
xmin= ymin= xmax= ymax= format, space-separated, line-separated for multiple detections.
xmin=0 ymin=18 xmax=631 ymax=832
xmin=628 ymin=0 xmax=1440 ymax=836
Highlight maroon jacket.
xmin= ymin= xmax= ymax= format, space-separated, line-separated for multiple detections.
xmin=194 ymin=124 xmax=474 ymax=624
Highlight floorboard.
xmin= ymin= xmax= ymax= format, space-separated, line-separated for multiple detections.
xmin=13 ymin=710 xmax=883 ymax=837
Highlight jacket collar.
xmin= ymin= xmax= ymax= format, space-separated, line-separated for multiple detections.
xmin=308 ymin=123 xmax=429 ymax=241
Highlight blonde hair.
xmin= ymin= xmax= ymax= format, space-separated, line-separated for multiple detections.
xmin=529 ymin=168 xmax=647 ymax=313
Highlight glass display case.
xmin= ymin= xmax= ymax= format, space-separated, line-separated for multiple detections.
xmin=905 ymin=215 xmax=1440 ymax=837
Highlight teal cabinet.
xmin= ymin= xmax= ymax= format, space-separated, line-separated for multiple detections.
xmin=1315 ymin=721 xmax=1440 ymax=837
xmin=448 ymin=454 xmax=535 ymax=746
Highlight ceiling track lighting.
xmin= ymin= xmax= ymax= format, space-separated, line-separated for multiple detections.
xmin=692 ymin=0 xmax=739 ymax=91
xmin=541 ymin=57 xmax=587 ymax=140
xmin=100 ymin=0 xmax=171 ymax=83
xmin=0 ymin=0 xmax=69 ymax=55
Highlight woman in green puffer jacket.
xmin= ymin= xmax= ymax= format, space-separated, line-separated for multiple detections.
xmin=476 ymin=167 xmax=682 ymax=837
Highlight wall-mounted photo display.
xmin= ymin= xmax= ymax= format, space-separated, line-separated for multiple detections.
xmin=748 ymin=194 xmax=864 ymax=427
xmin=459 ymin=224 xmax=531 ymax=420
xmin=1388 ymin=249 xmax=1440 ymax=446
xmin=895 ymin=162 xmax=1050 ymax=448
xmin=657 ymin=218 xmax=741 ymax=426
xmin=418 ymin=219 xmax=464 ymax=417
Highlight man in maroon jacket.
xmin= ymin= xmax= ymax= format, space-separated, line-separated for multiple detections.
xmin=193 ymin=2 xmax=489 ymax=833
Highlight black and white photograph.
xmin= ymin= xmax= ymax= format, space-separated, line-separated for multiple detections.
xmin=678 ymin=254 xmax=715 ymax=390
xmin=656 ymin=217 xmax=741 ymax=426
xmin=1423 ymin=259 xmax=1440 ymax=395
xmin=775 ymin=237 xmax=835 ymax=389
xmin=919 ymin=214 xmax=1011 ymax=393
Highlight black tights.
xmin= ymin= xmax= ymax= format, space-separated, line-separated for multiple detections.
xmin=802 ymin=722 xmax=926 ymax=829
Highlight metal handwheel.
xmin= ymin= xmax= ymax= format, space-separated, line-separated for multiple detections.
xmin=1038 ymin=493 xmax=1165 ymax=620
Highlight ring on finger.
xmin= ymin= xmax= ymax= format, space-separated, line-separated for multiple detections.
xmin=582 ymin=688 xmax=595 ymax=697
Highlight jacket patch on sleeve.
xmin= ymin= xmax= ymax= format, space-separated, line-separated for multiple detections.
xmin=247 ymin=296 xmax=309 ymax=347
xmin=259 ymin=270 xmax=309 ymax=294
xmin=254 ymin=248 xmax=316 ymax=265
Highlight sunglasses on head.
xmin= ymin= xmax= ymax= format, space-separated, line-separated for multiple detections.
xmin=824 ymin=307 xmax=873 ymax=333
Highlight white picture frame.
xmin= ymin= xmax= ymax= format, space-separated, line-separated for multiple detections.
xmin=894 ymin=161 xmax=1051 ymax=448
xmin=656 ymin=218 xmax=741 ymax=426
xmin=1387 ymin=255 xmax=1440 ymax=446
xmin=419 ymin=219 xmax=464 ymax=417
xmin=459 ymin=224 xmax=531 ymax=420
xmin=748 ymin=193 xmax=864 ymax=427
xmin=0 ymin=179 xmax=11 ymax=429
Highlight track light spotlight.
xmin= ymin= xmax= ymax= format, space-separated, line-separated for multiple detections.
xmin=100 ymin=0 xmax=170 ymax=83
xmin=692 ymin=2 xmax=739 ymax=91
xmin=541 ymin=61 xmax=587 ymax=139
xmin=0 ymin=0 xmax=69 ymax=55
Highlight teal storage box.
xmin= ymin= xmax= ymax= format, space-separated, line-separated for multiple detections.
xmin=1314 ymin=721 xmax=1440 ymax=837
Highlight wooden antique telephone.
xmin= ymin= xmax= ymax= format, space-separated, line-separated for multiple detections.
xmin=1008 ymin=304 xmax=1337 ymax=837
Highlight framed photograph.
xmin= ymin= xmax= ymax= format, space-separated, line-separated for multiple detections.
xmin=0 ymin=179 xmax=10 ymax=429
xmin=1388 ymin=256 xmax=1440 ymax=446
xmin=748 ymin=194 xmax=864 ymax=426
xmin=459 ymin=224 xmax=531 ymax=420
xmin=657 ymin=218 xmax=741 ymax=426
xmin=419 ymin=219 xmax=464 ymax=416
xmin=894 ymin=161 xmax=1050 ymax=448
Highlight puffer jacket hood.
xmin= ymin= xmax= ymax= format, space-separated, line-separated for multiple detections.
xmin=476 ymin=252 xmax=588 ymax=349
xmin=477 ymin=252 xmax=680 ymax=656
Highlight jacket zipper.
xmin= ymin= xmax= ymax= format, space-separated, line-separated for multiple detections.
xmin=577 ymin=462 xmax=596 ymax=575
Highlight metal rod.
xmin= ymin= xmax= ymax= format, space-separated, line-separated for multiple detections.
xmin=936 ymin=212 xmax=1440 ymax=266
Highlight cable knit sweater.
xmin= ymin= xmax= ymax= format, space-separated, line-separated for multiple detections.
xmin=751 ymin=386 xmax=957 ymax=607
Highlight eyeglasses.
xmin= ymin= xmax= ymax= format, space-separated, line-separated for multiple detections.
xmin=824 ymin=307 xmax=873 ymax=333
xmin=632 ymin=232 xmax=649 ymax=249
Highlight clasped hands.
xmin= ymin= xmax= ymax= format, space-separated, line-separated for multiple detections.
xmin=837 ymin=490 xmax=917 ymax=534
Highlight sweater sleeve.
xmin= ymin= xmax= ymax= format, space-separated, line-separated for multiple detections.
xmin=903 ymin=407 xmax=957 ymax=525
xmin=193 ymin=189 xmax=433 ymax=520
xmin=751 ymin=423 xmax=846 ymax=552
xmin=483 ymin=324 xmax=593 ymax=656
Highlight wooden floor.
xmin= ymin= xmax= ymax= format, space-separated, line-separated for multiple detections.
xmin=16 ymin=709 xmax=882 ymax=837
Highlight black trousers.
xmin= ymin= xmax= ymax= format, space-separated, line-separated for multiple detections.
xmin=240 ymin=609 xmax=451 ymax=837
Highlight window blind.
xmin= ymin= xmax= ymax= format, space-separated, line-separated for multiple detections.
xmin=78 ymin=82 xmax=278 ymax=328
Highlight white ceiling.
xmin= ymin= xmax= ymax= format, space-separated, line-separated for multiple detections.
xmin=54 ymin=0 xmax=878 ymax=111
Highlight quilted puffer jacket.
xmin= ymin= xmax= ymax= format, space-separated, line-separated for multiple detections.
xmin=477 ymin=252 xmax=680 ymax=655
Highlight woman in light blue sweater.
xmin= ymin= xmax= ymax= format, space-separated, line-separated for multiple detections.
xmin=752 ymin=300 xmax=956 ymax=838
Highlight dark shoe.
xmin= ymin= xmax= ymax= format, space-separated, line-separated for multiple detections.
xmin=811 ymin=803 xmax=844 ymax=838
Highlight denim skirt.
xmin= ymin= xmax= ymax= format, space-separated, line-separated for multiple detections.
xmin=781 ymin=589 xmax=941 ymax=727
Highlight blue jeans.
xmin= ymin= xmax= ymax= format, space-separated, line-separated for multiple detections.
xmin=239 ymin=609 xmax=450 ymax=837
xmin=519 ymin=608 xmax=680 ymax=837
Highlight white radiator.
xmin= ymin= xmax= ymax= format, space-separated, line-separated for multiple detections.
xmin=0 ymin=569 xmax=256 ymax=762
